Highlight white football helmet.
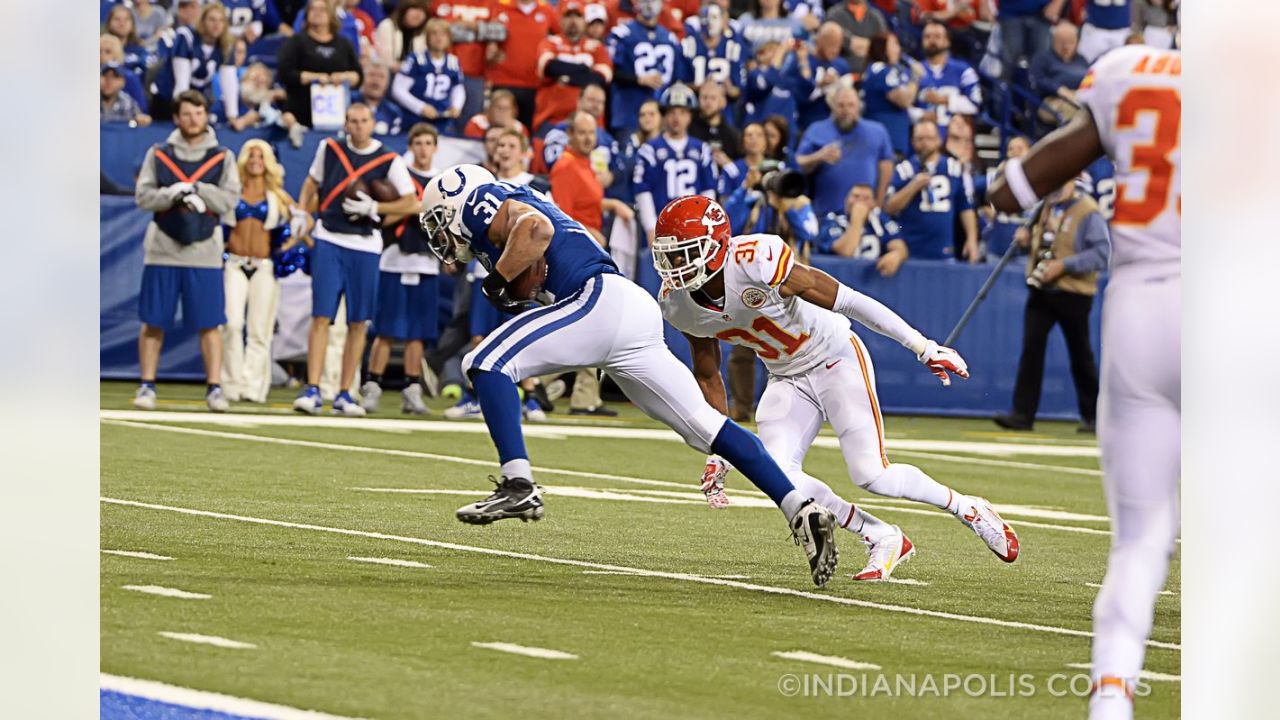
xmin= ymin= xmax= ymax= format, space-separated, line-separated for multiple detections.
xmin=420 ymin=164 xmax=497 ymax=265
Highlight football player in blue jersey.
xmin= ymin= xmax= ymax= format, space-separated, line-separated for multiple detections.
xmin=607 ymin=0 xmax=681 ymax=135
xmin=678 ymin=3 xmax=746 ymax=99
xmin=391 ymin=19 xmax=466 ymax=133
xmin=419 ymin=165 xmax=843 ymax=586
xmin=222 ymin=0 xmax=288 ymax=44
xmin=884 ymin=119 xmax=979 ymax=262
xmin=634 ymin=83 xmax=719 ymax=240
xmin=916 ymin=21 xmax=981 ymax=140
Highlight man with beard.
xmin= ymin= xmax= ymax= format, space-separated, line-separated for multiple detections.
xmin=916 ymin=20 xmax=981 ymax=140
xmin=884 ymin=118 xmax=979 ymax=263
xmin=534 ymin=1 xmax=613 ymax=133
xmin=689 ymin=81 xmax=740 ymax=160
xmin=795 ymin=85 xmax=894 ymax=217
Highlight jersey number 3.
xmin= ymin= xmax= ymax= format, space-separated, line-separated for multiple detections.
xmin=1113 ymin=87 xmax=1180 ymax=225
xmin=716 ymin=317 xmax=809 ymax=360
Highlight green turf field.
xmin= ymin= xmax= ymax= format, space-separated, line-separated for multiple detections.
xmin=100 ymin=381 xmax=1180 ymax=719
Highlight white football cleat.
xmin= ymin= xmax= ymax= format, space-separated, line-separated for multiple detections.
xmin=293 ymin=386 xmax=322 ymax=415
xmin=401 ymin=384 xmax=429 ymax=415
xmin=206 ymin=386 xmax=230 ymax=413
xmin=360 ymin=381 xmax=382 ymax=413
xmin=852 ymin=528 xmax=915 ymax=582
xmin=522 ymin=397 xmax=547 ymax=423
xmin=332 ymin=391 xmax=367 ymax=417
xmin=958 ymin=496 xmax=1020 ymax=563
xmin=133 ymin=385 xmax=157 ymax=410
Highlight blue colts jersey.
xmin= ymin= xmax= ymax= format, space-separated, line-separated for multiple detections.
xmin=633 ymin=136 xmax=718 ymax=213
xmin=607 ymin=21 xmax=680 ymax=133
xmin=889 ymin=155 xmax=975 ymax=260
xmin=1083 ymin=156 xmax=1117 ymax=221
xmin=1085 ymin=0 xmax=1130 ymax=30
xmin=916 ymin=58 xmax=981 ymax=136
xmin=459 ymin=181 xmax=619 ymax=299
xmin=815 ymin=208 xmax=902 ymax=257
xmin=397 ymin=52 xmax=465 ymax=119
xmin=679 ymin=31 xmax=746 ymax=89
xmin=223 ymin=0 xmax=283 ymax=37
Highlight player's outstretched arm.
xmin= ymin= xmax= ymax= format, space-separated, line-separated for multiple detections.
xmin=779 ymin=263 xmax=969 ymax=385
xmin=989 ymin=108 xmax=1104 ymax=214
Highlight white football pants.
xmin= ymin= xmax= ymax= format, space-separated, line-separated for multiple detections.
xmin=221 ymin=256 xmax=279 ymax=402
xmin=463 ymin=274 xmax=727 ymax=453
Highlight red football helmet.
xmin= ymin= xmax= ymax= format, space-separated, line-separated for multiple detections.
xmin=653 ymin=196 xmax=732 ymax=291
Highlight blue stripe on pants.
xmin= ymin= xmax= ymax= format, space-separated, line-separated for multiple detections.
xmin=469 ymin=284 xmax=588 ymax=370
xmin=489 ymin=278 xmax=604 ymax=373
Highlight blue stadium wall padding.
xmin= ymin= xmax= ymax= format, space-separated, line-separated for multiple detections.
xmin=636 ymin=249 xmax=1103 ymax=420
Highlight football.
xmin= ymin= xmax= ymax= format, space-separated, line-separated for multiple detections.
xmin=347 ymin=178 xmax=401 ymax=203
xmin=508 ymin=258 xmax=547 ymax=301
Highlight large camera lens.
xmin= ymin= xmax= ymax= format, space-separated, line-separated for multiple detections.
xmin=760 ymin=170 xmax=807 ymax=199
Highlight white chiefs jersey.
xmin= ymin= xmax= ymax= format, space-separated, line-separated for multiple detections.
xmin=660 ymin=233 xmax=854 ymax=377
xmin=1077 ymin=44 xmax=1181 ymax=272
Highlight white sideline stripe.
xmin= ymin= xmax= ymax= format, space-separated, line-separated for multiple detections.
xmin=892 ymin=449 xmax=1101 ymax=477
xmin=101 ymin=497 xmax=1180 ymax=652
xmin=582 ymin=570 xmax=752 ymax=579
xmin=158 ymin=631 xmax=256 ymax=649
xmin=100 ymin=673 xmax=364 ymax=719
xmin=471 ymin=642 xmax=578 ymax=660
xmin=123 ymin=585 xmax=211 ymax=600
xmin=100 ymin=410 xmax=1099 ymax=459
xmin=103 ymin=549 xmax=173 ymax=561
xmin=1064 ymin=663 xmax=1181 ymax=682
xmin=772 ymin=651 xmax=882 ymax=671
xmin=348 ymin=556 xmax=432 ymax=569
xmin=1085 ymin=582 xmax=1176 ymax=596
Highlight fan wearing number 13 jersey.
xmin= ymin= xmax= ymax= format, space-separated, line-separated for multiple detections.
xmin=988 ymin=44 xmax=1180 ymax=720
xmin=655 ymin=195 xmax=1020 ymax=581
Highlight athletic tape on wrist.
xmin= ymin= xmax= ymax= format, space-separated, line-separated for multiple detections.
xmin=1003 ymin=157 xmax=1041 ymax=211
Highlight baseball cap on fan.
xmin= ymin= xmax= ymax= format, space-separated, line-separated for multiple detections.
xmin=585 ymin=3 xmax=608 ymax=24
xmin=561 ymin=0 xmax=585 ymax=15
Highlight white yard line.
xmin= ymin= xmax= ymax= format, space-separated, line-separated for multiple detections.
xmin=1064 ymin=663 xmax=1181 ymax=682
xmin=856 ymin=502 xmax=1111 ymax=537
xmin=354 ymin=486 xmax=698 ymax=506
xmin=157 ymin=631 xmax=256 ymax=649
xmin=100 ymin=410 xmax=1098 ymax=459
xmin=122 ymin=585 xmax=211 ymax=600
xmin=103 ymin=549 xmax=173 ymax=561
xmin=869 ymin=498 xmax=1109 ymax=523
xmin=890 ymin=449 xmax=1101 ymax=477
xmin=771 ymin=650 xmax=882 ymax=671
xmin=101 ymin=497 xmax=1180 ymax=652
xmin=1085 ymin=582 xmax=1176 ymax=596
xmin=470 ymin=641 xmax=579 ymax=660
xmin=582 ymin=570 xmax=751 ymax=579
xmin=348 ymin=556 xmax=432 ymax=569
xmin=879 ymin=577 xmax=929 ymax=587
xmin=100 ymin=674 xmax=364 ymax=719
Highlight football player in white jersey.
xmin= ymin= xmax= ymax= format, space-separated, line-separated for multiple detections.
xmin=989 ymin=44 xmax=1180 ymax=720
xmin=653 ymin=196 xmax=1021 ymax=581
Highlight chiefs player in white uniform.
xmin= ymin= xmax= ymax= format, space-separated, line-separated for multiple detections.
xmin=653 ymin=196 xmax=1020 ymax=580
xmin=989 ymin=44 xmax=1180 ymax=720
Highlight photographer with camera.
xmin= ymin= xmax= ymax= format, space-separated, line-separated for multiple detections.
xmin=993 ymin=177 xmax=1110 ymax=434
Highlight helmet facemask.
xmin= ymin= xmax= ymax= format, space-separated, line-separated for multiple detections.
xmin=421 ymin=205 xmax=475 ymax=266
xmin=652 ymin=232 xmax=723 ymax=291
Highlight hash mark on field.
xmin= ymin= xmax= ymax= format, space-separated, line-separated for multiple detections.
xmin=772 ymin=651 xmax=882 ymax=671
xmin=102 ymin=497 xmax=1181 ymax=652
xmin=1085 ymin=582 xmax=1176 ymax=596
xmin=123 ymin=585 xmax=210 ymax=600
xmin=100 ymin=674 xmax=364 ymax=719
xmin=348 ymin=556 xmax=432 ymax=568
xmin=103 ymin=549 xmax=172 ymax=561
xmin=158 ymin=631 xmax=255 ymax=649
xmin=1064 ymin=663 xmax=1181 ymax=682
xmin=471 ymin=642 xmax=578 ymax=660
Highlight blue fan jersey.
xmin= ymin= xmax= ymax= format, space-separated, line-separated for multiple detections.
xmin=861 ymin=61 xmax=913 ymax=155
xmin=815 ymin=208 xmax=902 ymax=257
xmin=633 ymin=136 xmax=718 ymax=212
xmin=223 ymin=0 xmax=283 ymax=37
xmin=973 ymin=167 xmax=1030 ymax=258
xmin=791 ymin=55 xmax=851 ymax=129
xmin=1083 ymin=156 xmax=1116 ymax=220
xmin=607 ymin=20 xmax=680 ymax=133
xmin=679 ymin=31 xmax=746 ymax=89
xmin=396 ymin=51 xmax=464 ymax=122
xmin=743 ymin=64 xmax=797 ymax=127
xmin=916 ymin=58 xmax=981 ymax=136
xmin=1085 ymin=0 xmax=1130 ymax=30
xmin=459 ymin=181 xmax=619 ymax=299
xmin=888 ymin=155 xmax=975 ymax=260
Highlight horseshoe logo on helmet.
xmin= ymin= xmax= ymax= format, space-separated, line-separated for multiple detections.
xmin=440 ymin=167 xmax=469 ymax=198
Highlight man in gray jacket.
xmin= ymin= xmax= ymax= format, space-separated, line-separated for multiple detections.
xmin=133 ymin=90 xmax=241 ymax=412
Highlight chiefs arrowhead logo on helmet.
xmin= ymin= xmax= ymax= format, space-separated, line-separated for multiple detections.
xmin=652 ymin=196 xmax=732 ymax=291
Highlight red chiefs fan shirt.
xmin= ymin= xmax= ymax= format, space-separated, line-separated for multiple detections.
xmin=488 ymin=0 xmax=561 ymax=88
xmin=433 ymin=0 xmax=494 ymax=78
xmin=534 ymin=34 xmax=613 ymax=130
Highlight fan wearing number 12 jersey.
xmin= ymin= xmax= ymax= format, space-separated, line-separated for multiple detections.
xmin=988 ymin=44 xmax=1180 ymax=720
xmin=654 ymin=195 xmax=1021 ymax=581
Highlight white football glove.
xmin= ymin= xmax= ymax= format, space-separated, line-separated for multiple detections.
xmin=342 ymin=190 xmax=380 ymax=222
xmin=181 ymin=192 xmax=208 ymax=214
xmin=701 ymin=455 xmax=731 ymax=509
xmin=917 ymin=339 xmax=969 ymax=386
xmin=288 ymin=206 xmax=310 ymax=240
xmin=159 ymin=181 xmax=194 ymax=205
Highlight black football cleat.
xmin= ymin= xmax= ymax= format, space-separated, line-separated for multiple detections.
xmin=790 ymin=499 xmax=839 ymax=587
xmin=456 ymin=476 xmax=545 ymax=525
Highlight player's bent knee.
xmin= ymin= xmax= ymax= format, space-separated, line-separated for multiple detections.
xmin=677 ymin=410 xmax=726 ymax=455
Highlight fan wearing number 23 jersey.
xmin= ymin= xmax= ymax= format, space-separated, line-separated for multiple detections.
xmin=608 ymin=18 xmax=681 ymax=134
xmin=654 ymin=196 xmax=1021 ymax=575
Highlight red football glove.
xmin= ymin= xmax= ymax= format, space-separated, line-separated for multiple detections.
xmin=917 ymin=340 xmax=970 ymax=386
xmin=701 ymin=456 xmax=731 ymax=509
